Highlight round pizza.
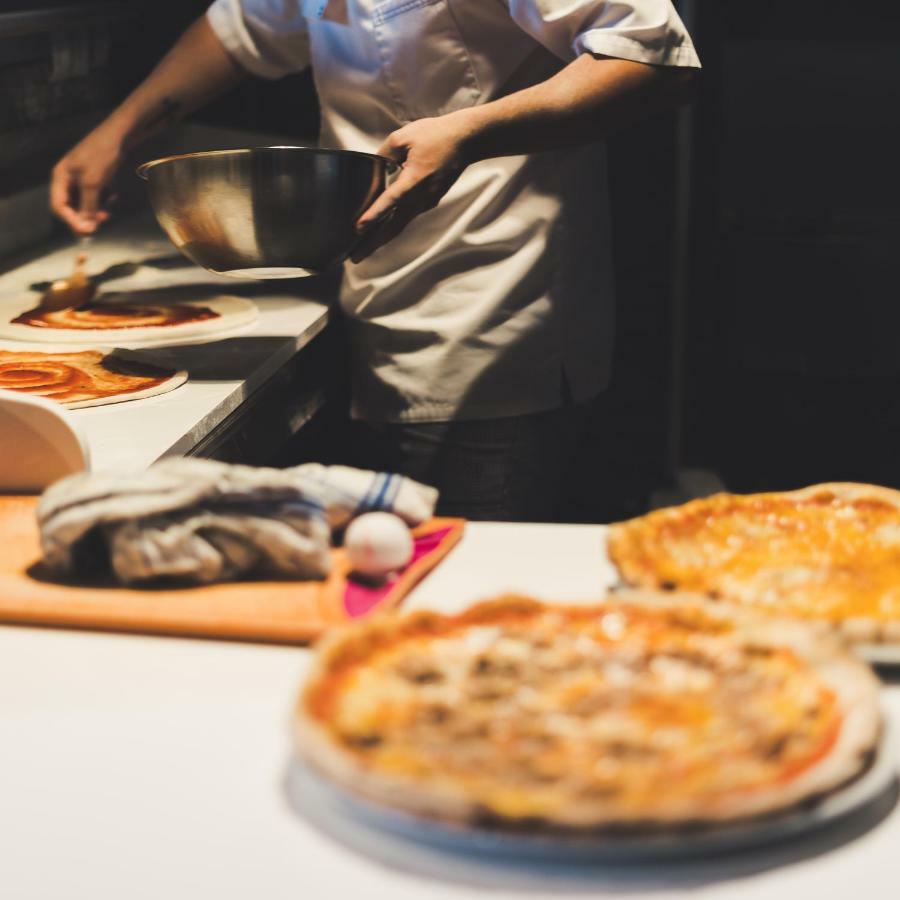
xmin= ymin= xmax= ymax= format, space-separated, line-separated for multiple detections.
xmin=296 ymin=594 xmax=881 ymax=832
xmin=12 ymin=303 xmax=218 ymax=330
xmin=0 ymin=348 xmax=187 ymax=408
xmin=608 ymin=483 xmax=900 ymax=646
xmin=0 ymin=294 xmax=257 ymax=345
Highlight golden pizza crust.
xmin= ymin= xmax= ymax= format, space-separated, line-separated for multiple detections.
xmin=608 ymin=483 xmax=900 ymax=646
xmin=295 ymin=594 xmax=881 ymax=833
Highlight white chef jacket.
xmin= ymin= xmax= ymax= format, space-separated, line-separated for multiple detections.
xmin=207 ymin=0 xmax=700 ymax=422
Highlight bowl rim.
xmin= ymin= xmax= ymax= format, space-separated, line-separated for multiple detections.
xmin=135 ymin=145 xmax=398 ymax=180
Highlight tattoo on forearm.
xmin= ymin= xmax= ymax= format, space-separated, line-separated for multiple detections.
xmin=133 ymin=97 xmax=183 ymax=141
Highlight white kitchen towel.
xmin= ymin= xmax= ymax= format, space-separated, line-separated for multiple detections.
xmin=290 ymin=462 xmax=438 ymax=529
xmin=38 ymin=458 xmax=438 ymax=584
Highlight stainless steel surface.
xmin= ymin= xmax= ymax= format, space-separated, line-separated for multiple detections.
xmin=137 ymin=146 xmax=392 ymax=279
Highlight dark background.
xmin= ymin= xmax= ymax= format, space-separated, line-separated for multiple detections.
xmin=684 ymin=2 xmax=900 ymax=495
xmin=1 ymin=1 xmax=898 ymax=519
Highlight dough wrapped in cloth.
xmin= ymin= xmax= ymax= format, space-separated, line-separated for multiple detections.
xmin=38 ymin=459 xmax=438 ymax=584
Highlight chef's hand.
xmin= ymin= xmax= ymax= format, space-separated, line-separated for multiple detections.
xmin=351 ymin=116 xmax=471 ymax=263
xmin=50 ymin=125 xmax=122 ymax=236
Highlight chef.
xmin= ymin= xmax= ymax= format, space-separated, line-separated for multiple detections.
xmin=50 ymin=0 xmax=700 ymax=521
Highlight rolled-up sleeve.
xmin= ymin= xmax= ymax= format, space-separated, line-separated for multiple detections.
xmin=207 ymin=0 xmax=310 ymax=79
xmin=507 ymin=0 xmax=701 ymax=68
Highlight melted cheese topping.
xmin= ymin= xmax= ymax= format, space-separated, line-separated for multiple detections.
xmin=610 ymin=489 xmax=900 ymax=623
xmin=309 ymin=606 xmax=840 ymax=822
xmin=12 ymin=302 xmax=218 ymax=330
xmin=0 ymin=349 xmax=174 ymax=404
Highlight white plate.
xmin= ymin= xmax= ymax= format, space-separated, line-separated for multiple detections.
xmin=287 ymin=720 xmax=898 ymax=865
xmin=0 ymin=390 xmax=89 ymax=490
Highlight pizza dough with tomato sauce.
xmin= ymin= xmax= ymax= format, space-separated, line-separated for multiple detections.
xmin=0 ymin=294 xmax=256 ymax=345
xmin=0 ymin=348 xmax=186 ymax=408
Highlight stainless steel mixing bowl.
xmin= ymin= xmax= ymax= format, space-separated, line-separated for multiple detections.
xmin=136 ymin=146 xmax=393 ymax=279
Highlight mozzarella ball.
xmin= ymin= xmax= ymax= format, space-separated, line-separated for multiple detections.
xmin=345 ymin=512 xmax=414 ymax=577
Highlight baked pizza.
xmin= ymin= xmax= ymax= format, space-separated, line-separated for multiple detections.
xmin=0 ymin=348 xmax=186 ymax=408
xmin=296 ymin=594 xmax=880 ymax=832
xmin=608 ymin=483 xmax=900 ymax=645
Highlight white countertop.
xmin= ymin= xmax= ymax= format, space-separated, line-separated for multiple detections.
xmin=0 ymin=214 xmax=332 ymax=471
xmin=1 ymin=522 xmax=898 ymax=900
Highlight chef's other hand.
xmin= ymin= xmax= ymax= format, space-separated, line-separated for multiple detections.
xmin=351 ymin=116 xmax=470 ymax=263
xmin=50 ymin=126 xmax=122 ymax=236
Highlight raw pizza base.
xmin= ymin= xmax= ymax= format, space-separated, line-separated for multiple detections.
xmin=0 ymin=294 xmax=257 ymax=346
xmin=0 ymin=344 xmax=187 ymax=408
xmin=608 ymin=483 xmax=900 ymax=649
xmin=295 ymin=593 xmax=881 ymax=835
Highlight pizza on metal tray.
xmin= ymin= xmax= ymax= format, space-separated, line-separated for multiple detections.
xmin=608 ymin=483 xmax=900 ymax=645
xmin=296 ymin=594 xmax=880 ymax=833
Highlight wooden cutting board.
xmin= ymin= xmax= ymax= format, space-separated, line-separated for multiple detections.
xmin=0 ymin=495 xmax=463 ymax=644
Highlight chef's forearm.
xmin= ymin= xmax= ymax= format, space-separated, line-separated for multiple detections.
xmin=454 ymin=55 xmax=697 ymax=163
xmin=102 ymin=16 xmax=245 ymax=151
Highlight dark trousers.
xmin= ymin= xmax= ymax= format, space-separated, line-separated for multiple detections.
xmin=355 ymin=406 xmax=589 ymax=522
